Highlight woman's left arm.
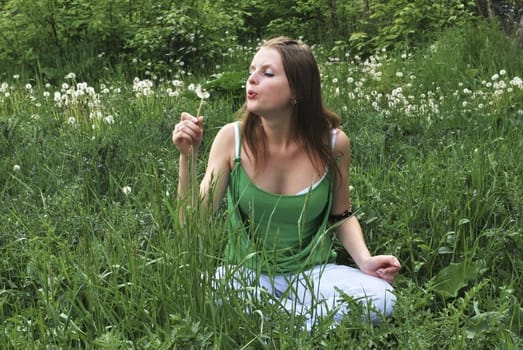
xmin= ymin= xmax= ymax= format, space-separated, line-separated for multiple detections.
xmin=331 ymin=130 xmax=401 ymax=283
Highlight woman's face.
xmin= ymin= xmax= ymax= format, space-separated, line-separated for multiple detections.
xmin=246 ymin=47 xmax=293 ymax=118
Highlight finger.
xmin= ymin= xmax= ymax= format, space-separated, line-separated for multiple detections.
xmin=181 ymin=112 xmax=194 ymax=121
xmin=376 ymin=270 xmax=396 ymax=283
xmin=380 ymin=265 xmax=401 ymax=275
xmin=177 ymin=125 xmax=202 ymax=145
xmin=181 ymin=112 xmax=200 ymax=124
xmin=377 ymin=267 xmax=399 ymax=277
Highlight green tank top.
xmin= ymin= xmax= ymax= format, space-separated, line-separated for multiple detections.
xmin=224 ymin=122 xmax=337 ymax=275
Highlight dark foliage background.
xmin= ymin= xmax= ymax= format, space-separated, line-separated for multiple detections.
xmin=1 ymin=0 xmax=522 ymax=81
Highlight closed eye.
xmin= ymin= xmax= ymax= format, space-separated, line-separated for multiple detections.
xmin=248 ymin=68 xmax=275 ymax=78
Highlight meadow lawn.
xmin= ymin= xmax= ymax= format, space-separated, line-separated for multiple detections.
xmin=1 ymin=34 xmax=522 ymax=348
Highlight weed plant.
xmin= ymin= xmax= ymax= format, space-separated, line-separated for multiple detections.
xmin=1 ymin=24 xmax=522 ymax=348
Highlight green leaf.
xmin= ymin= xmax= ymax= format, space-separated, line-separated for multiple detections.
xmin=203 ymin=71 xmax=245 ymax=92
xmin=428 ymin=261 xmax=480 ymax=299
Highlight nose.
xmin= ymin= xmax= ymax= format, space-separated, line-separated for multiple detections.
xmin=247 ymin=71 xmax=258 ymax=84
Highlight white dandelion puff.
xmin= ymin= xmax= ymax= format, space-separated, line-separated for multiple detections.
xmin=122 ymin=186 xmax=132 ymax=195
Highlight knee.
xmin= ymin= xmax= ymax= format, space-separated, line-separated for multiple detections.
xmin=361 ymin=278 xmax=396 ymax=320
xmin=337 ymin=275 xmax=396 ymax=318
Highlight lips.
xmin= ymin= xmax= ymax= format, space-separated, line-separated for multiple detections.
xmin=247 ymin=90 xmax=258 ymax=99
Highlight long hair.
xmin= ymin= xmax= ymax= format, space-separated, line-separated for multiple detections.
xmin=240 ymin=37 xmax=341 ymax=175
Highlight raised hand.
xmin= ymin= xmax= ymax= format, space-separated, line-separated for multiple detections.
xmin=172 ymin=112 xmax=204 ymax=156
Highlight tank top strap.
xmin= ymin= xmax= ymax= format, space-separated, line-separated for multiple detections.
xmin=331 ymin=129 xmax=338 ymax=149
xmin=234 ymin=121 xmax=242 ymax=162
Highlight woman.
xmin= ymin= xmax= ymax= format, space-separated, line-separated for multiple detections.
xmin=172 ymin=37 xmax=400 ymax=330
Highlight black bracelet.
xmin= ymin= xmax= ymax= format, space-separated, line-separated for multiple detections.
xmin=329 ymin=208 xmax=353 ymax=222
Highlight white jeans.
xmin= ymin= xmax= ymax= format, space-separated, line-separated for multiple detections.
xmin=214 ymin=263 xmax=396 ymax=331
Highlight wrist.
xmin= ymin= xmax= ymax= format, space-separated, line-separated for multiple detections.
xmin=353 ymin=252 xmax=372 ymax=268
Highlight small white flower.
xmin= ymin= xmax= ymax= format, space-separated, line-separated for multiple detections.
xmin=122 ymin=186 xmax=132 ymax=195
xmin=499 ymin=69 xmax=506 ymax=76
xmin=13 ymin=164 xmax=21 ymax=172
xmin=65 ymin=72 xmax=76 ymax=80
xmin=13 ymin=74 xmax=20 ymax=80
xmin=25 ymin=83 xmax=32 ymax=90
xmin=68 ymin=117 xmax=76 ymax=125
xmin=104 ymin=115 xmax=115 ymax=124
xmin=491 ymin=74 xmax=499 ymax=81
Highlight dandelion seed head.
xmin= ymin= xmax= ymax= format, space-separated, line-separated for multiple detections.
xmin=13 ymin=164 xmax=21 ymax=172
xmin=509 ymin=77 xmax=522 ymax=88
xmin=104 ymin=115 xmax=115 ymax=124
xmin=195 ymin=85 xmax=210 ymax=99
xmin=122 ymin=186 xmax=132 ymax=195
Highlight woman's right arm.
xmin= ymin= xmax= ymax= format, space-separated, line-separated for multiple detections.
xmin=172 ymin=113 xmax=204 ymax=222
xmin=172 ymin=114 xmax=233 ymax=221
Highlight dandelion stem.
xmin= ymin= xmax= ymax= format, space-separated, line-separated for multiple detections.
xmin=196 ymin=98 xmax=205 ymax=120
xmin=190 ymin=97 xmax=205 ymax=209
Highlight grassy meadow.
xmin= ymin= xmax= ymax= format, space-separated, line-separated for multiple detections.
xmin=1 ymin=25 xmax=522 ymax=349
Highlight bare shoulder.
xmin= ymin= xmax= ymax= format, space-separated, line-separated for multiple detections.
xmin=210 ymin=122 xmax=237 ymax=146
xmin=333 ymin=128 xmax=351 ymax=157
xmin=207 ymin=122 xmax=238 ymax=167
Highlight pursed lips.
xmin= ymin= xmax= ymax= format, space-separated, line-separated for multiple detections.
xmin=247 ymin=89 xmax=258 ymax=99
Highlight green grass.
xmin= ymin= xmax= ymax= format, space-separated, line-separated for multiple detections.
xmin=1 ymin=23 xmax=522 ymax=348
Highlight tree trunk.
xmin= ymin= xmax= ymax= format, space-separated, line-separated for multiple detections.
xmin=487 ymin=0 xmax=494 ymax=18
xmin=518 ymin=13 xmax=523 ymax=47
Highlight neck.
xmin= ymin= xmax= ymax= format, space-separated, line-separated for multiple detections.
xmin=260 ymin=113 xmax=295 ymax=146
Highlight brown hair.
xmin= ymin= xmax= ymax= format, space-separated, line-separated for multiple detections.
xmin=240 ymin=37 xmax=341 ymax=174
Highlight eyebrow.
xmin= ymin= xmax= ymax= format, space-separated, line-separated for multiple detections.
xmin=249 ymin=63 xmax=275 ymax=70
